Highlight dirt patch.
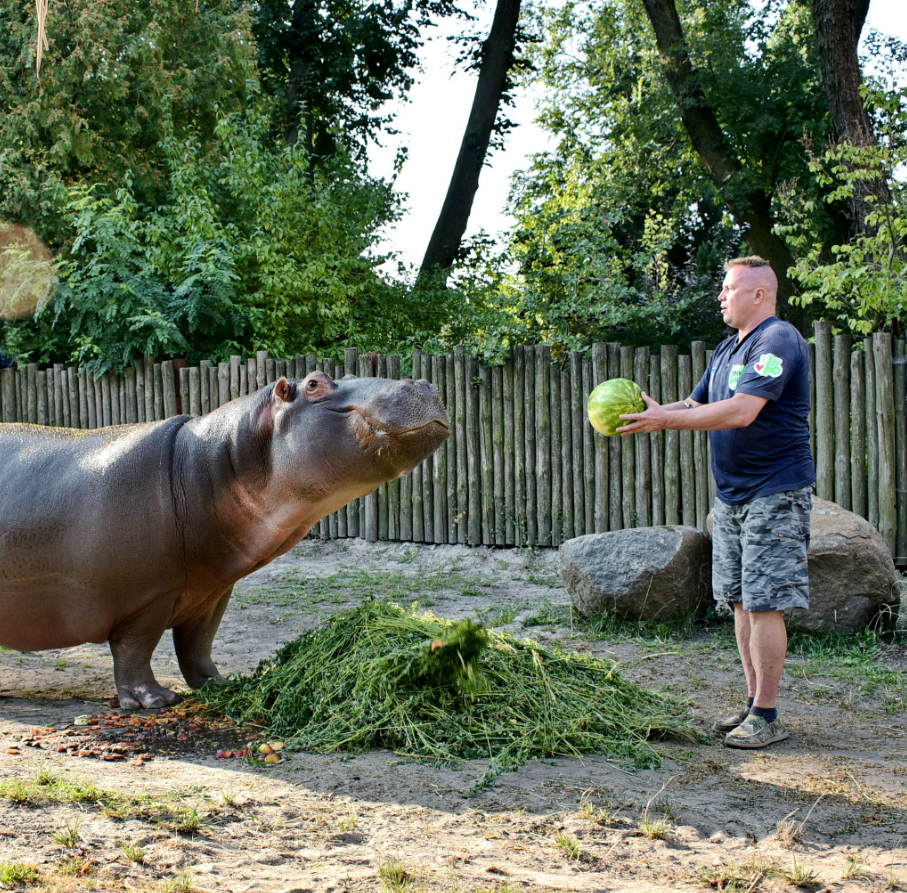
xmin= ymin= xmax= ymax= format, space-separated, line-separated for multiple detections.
xmin=0 ymin=538 xmax=904 ymax=892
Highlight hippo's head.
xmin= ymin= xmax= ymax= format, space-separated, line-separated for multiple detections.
xmin=253 ymin=372 xmax=450 ymax=505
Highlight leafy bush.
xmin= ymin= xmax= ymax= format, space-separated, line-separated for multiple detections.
xmin=775 ymin=88 xmax=907 ymax=334
xmin=14 ymin=111 xmax=414 ymax=372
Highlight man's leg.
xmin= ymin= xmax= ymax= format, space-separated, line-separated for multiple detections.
xmin=733 ymin=602 xmax=757 ymax=700
xmin=724 ymin=489 xmax=810 ymax=749
xmin=711 ymin=500 xmax=752 ymax=734
xmin=748 ymin=609 xmax=787 ymax=709
xmin=725 ymin=608 xmax=790 ymax=747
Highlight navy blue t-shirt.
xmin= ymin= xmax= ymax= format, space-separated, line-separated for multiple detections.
xmin=689 ymin=317 xmax=816 ymax=505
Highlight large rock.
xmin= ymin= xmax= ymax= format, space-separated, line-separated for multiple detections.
xmin=794 ymin=498 xmax=900 ymax=633
xmin=560 ymin=526 xmax=711 ymax=622
xmin=706 ymin=497 xmax=900 ymax=633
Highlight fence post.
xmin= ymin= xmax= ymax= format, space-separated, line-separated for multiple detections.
xmin=833 ymin=333 xmax=852 ymax=509
xmin=873 ymin=332 xmax=896 ymax=556
xmin=492 ymin=363 xmax=506 ymax=546
xmin=512 ymin=346 xmax=525 ymax=546
xmin=582 ymin=359 xmax=595 ymax=535
xmin=894 ymin=338 xmax=907 ymax=557
xmin=678 ymin=353 xmax=695 ymax=527
xmin=849 ymin=349 xmax=866 ymax=519
xmin=633 ymin=347 xmax=651 ymax=528
xmin=865 ymin=337 xmax=879 ymax=529
xmin=480 ymin=364 xmax=495 ymax=546
xmin=661 ymin=345 xmax=679 ymax=525
xmin=620 ymin=346 xmax=636 ymax=527
xmin=466 ymin=353 xmax=481 ymax=546
xmin=814 ymin=321 xmax=834 ymax=501
xmin=549 ymin=361 xmax=562 ymax=546
xmin=502 ymin=355 xmax=515 ymax=545
xmin=454 ymin=345 xmax=469 ymax=545
xmin=524 ymin=347 xmax=537 ymax=544
xmin=608 ymin=344 xmax=623 ymax=531
xmin=591 ymin=343 xmax=608 ymax=533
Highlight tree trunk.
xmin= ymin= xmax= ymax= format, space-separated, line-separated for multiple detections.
xmin=812 ymin=0 xmax=883 ymax=234
xmin=284 ymin=0 xmax=317 ymax=155
xmin=640 ymin=0 xmax=809 ymax=330
xmin=420 ymin=0 xmax=522 ymax=274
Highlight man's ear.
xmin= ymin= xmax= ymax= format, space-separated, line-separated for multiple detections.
xmin=254 ymin=378 xmax=294 ymax=438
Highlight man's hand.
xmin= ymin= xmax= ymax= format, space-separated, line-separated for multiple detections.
xmin=617 ymin=393 xmax=666 ymax=434
xmin=617 ymin=391 xmax=768 ymax=434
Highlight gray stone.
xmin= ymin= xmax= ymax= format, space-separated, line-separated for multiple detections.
xmin=706 ymin=497 xmax=900 ymax=633
xmin=794 ymin=498 xmax=900 ymax=633
xmin=559 ymin=526 xmax=711 ymax=622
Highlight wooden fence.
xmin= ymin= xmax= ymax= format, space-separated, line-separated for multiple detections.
xmin=1 ymin=321 xmax=905 ymax=558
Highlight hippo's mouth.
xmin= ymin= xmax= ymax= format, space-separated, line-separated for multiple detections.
xmin=348 ymin=407 xmax=450 ymax=438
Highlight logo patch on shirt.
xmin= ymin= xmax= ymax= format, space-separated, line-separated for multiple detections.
xmin=754 ymin=353 xmax=783 ymax=378
xmin=728 ymin=364 xmax=745 ymax=391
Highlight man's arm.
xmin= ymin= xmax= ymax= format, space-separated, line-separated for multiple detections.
xmin=617 ymin=392 xmax=768 ymax=434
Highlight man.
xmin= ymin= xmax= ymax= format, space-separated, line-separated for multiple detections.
xmin=617 ymin=256 xmax=815 ymax=749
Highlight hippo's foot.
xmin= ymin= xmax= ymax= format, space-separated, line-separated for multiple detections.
xmin=193 ymin=672 xmax=226 ymax=691
xmin=117 ymin=682 xmax=182 ymax=710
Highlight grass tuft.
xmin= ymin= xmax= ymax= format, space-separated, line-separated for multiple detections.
xmin=119 ymin=839 xmax=147 ymax=864
xmin=51 ymin=817 xmax=81 ymax=848
xmin=163 ymin=868 xmax=197 ymax=893
xmin=553 ymin=831 xmax=588 ymax=861
xmin=0 ymin=862 xmax=40 ymax=886
xmin=378 ymin=855 xmax=416 ymax=893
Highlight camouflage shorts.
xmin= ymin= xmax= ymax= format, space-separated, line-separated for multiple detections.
xmin=712 ymin=488 xmax=812 ymax=613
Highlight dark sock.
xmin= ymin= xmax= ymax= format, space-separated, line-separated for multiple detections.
xmin=751 ymin=705 xmax=778 ymax=723
xmin=746 ymin=697 xmax=754 ymax=712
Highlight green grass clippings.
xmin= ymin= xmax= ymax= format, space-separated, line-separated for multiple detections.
xmin=196 ymin=600 xmax=695 ymax=792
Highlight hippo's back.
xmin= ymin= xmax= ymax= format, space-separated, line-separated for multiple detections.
xmin=0 ymin=419 xmax=188 ymax=649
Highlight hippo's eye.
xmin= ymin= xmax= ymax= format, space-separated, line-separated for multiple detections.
xmin=306 ymin=380 xmax=319 ymax=391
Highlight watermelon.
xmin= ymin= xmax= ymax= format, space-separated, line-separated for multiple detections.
xmin=587 ymin=378 xmax=645 ymax=436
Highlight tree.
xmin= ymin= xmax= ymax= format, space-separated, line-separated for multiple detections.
xmin=812 ymin=0 xmax=888 ymax=236
xmin=420 ymin=0 xmax=524 ymax=273
xmin=776 ymin=87 xmax=907 ymax=332
xmin=639 ymin=0 xmax=809 ymax=325
xmin=0 ymin=0 xmax=258 ymax=248
xmin=507 ymin=0 xmax=837 ymax=340
xmin=253 ymin=0 xmax=461 ymax=157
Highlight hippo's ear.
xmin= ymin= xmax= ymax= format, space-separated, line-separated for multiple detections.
xmin=254 ymin=378 xmax=296 ymax=438
xmin=274 ymin=378 xmax=293 ymax=403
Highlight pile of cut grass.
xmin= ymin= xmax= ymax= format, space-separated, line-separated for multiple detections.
xmin=197 ymin=600 xmax=694 ymax=791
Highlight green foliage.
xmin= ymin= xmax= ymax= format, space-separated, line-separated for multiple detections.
xmin=498 ymin=0 xmax=852 ymax=349
xmin=0 ymin=0 xmax=258 ymax=248
xmin=196 ymin=599 xmax=695 ymax=792
xmin=775 ymin=88 xmax=907 ymax=333
xmin=252 ymin=0 xmax=461 ymax=159
xmin=6 ymin=111 xmax=420 ymax=371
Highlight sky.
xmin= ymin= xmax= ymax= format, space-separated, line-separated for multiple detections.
xmin=368 ymin=0 xmax=907 ymax=273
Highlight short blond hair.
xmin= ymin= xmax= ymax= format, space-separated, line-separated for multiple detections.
xmin=725 ymin=256 xmax=772 ymax=271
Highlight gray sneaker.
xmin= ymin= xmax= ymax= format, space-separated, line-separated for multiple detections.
xmin=711 ymin=707 xmax=750 ymax=734
xmin=724 ymin=715 xmax=789 ymax=749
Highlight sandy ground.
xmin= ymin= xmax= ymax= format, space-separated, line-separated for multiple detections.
xmin=0 ymin=537 xmax=904 ymax=893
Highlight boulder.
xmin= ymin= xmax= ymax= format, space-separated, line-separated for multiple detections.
xmin=706 ymin=497 xmax=900 ymax=633
xmin=560 ymin=526 xmax=711 ymax=622
xmin=795 ymin=498 xmax=900 ymax=633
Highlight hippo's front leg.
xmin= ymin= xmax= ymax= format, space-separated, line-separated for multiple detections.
xmin=172 ymin=587 xmax=233 ymax=690
xmin=108 ymin=597 xmax=182 ymax=710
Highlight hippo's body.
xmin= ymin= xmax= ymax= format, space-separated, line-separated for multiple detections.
xmin=0 ymin=373 xmax=449 ymax=708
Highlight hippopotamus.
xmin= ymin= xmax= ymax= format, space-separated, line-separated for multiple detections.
xmin=0 ymin=372 xmax=449 ymax=708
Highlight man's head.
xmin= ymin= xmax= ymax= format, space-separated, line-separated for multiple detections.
xmin=720 ymin=256 xmax=778 ymax=335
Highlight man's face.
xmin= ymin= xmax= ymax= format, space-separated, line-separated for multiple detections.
xmin=719 ymin=266 xmax=760 ymax=331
